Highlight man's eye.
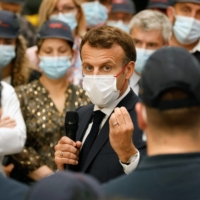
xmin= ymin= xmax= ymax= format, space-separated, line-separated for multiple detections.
xmin=182 ymin=8 xmax=189 ymax=13
xmin=104 ymin=66 xmax=111 ymax=71
xmin=134 ymin=40 xmax=140 ymax=44
xmin=86 ymin=66 xmax=93 ymax=71
xmin=149 ymin=44 xmax=156 ymax=48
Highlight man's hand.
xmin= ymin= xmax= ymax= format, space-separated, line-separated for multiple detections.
xmin=54 ymin=136 xmax=82 ymax=171
xmin=0 ymin=116 xmax=16 ymax=128
xmin=109 ymin=107 xmax=138 ymax=163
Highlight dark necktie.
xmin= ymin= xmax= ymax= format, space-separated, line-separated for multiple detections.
xmin=78 ymin=110 xmax=105 ymax=170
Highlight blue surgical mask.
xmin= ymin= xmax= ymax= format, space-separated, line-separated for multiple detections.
xmin=107 ymin=20 xmax=130 ymax=33
xmin=135 ymin=48 xmax=155 ymax=74
xmin=50 ymin=12 xmax=77 ymax=31
xmin=0 ymin=45 xmax=16 ymax=69
xmin=82 ymin=1 xmax=108 ymax=28
xmin=39 ymin=56 xmax=72 ymax=79
xmin=173 ymin=15 xmax=200 ymax=45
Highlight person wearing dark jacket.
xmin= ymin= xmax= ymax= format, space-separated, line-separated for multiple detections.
xmin=103 ymin=47 xmax=200 ymax=200
xmin=54 ymin=25 xmax=146 ymax=184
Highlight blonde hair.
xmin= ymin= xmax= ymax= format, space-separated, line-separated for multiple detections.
xmin=12 ymin=35 xmax=33 ymax=87
xmin=38 ymin=0 xmax=86 ymax=38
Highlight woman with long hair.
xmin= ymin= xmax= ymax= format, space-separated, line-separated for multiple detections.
xmin=0 ymin=10 xmax=38 ymax=88
xmin=10 ymin=19 xmax=90 ymax=185
xmin=27 ymin=0 xmax=87 ymax=85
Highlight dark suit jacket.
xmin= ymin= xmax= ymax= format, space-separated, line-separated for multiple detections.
xmin=193 ymin=51 xmax=200 ymax=64
xmin=0 ymin=174 xmax=29 ymax=200
xmin=103 ymin=153 xmax=200 ymax=200
xmin=69 ymin=89 xmax=146 ymax=183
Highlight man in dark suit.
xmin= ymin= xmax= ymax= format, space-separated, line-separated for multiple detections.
xmin=102 ymin=47 xmax=200 ymax=199
xmin=55 ymin=25 xmax=146 ymax=183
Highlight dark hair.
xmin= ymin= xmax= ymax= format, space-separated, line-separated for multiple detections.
xmin=146 ymin=89 xmax=200 ymax=131
xmin=80 ymin=25 xmax=137 ymax=65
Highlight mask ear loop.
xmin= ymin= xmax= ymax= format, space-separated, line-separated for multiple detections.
xmin=114 ymin=63 xmax=128 ymax=93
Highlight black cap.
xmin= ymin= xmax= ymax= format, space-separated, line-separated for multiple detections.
xmin=0 ymin=0 xmax=25 ymax=5
xmin=37 ymin=19 xmax=74 ymax=45
xmin=0 ymin=10 xmax=19 ymax=39
xmin=175 ymin=0 xmax=200 ymax=4
xmin=26 ymin=171 xmax=103 ymax=200
xmin=148 ymin=0 xmax=176 ymax=9
xmin=139 ymin=47 xmax=200 ymax=110
xmin=111 ymin=0 xmax=136 ymax=14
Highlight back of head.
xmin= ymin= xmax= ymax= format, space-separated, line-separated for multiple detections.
xmin=139 ymin=46 xmax=200 ymax=132
xmin=129 ymin=10 xmax=172 ymax=44
xmin=80 ymin=25 xmax=136 ymax=64
xmin=26 ymin=171 xmax=103 ymax=200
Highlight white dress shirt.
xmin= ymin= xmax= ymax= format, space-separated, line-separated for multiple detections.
xmin=129 ymin=72 xmax=141 ymax=96
xmin=81 ymin=86 xmax=140 ymax=174
xmin=0 ymin=82 xmax=26 ymax=174
xmin=190 ymin=39 xmax=200 ymax=53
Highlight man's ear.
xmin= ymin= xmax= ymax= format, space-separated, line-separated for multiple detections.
xmin=166 ymin=6 xmax=176 ymax=23
xmin=135 ymin=102 xmax=147 ymax=131
xmin=125 ymin=61 xmax=135 ymax=80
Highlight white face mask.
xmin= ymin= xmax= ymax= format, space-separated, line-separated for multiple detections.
xmin=83 ymin=66 xmax=127 ymax=108
xmin=173 ymin=15 xmax=200 ymax=45
xmin=107 ymin=20 xmax=130 ymax=33
xmin=39 ymin=56 xmax=72 ymax=79
xmin=50 ymin=12 xmax=77 ymax=31
xmin=0 ymin=45 xmax=16 ymax=69
xmin=82 ymin=1 xmax=108 ymax=28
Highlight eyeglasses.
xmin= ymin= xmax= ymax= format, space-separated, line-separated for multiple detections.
xmin=52 ymin=6 xmax=78 ymax=15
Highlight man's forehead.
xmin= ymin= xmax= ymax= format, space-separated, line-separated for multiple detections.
xmin=131 ymin=26 xmax=163 ymax=38
xmin=81 ymin=42 xmax=125 ymax=53
xmin=81 ymin=43 xmax=125 ymax=62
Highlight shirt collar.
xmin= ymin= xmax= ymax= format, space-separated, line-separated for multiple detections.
xmin=94 ymin=86 xmax=131 ymax=117
xmin=130 ymin=71 xmax=141 ymax=87
xmin=138 ymin=153 xmax=200 ymax=169
xmin=190 ymin=40 xmax=200 ymax=53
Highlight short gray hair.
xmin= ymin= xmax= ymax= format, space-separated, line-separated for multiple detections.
xmin=129 ymin=10 xmax=172 ymax=43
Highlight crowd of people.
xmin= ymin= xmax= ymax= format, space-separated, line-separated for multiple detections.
xmin=0 ymin=0 xmax=200 ymax=199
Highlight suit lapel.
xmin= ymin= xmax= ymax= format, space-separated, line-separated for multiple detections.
xmin=76 ymin=105 xmax=93 ymax=141
xmin=82 ymin=89 xmax=138 ymax=172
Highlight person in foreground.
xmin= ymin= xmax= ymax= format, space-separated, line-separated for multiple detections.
xmin=55 ymin=25 xmax=146 ymax=184
xmin=26 ymin=171 xmax=103 ymax=200
xmin=103 ymin=46 xmax=200 ymax=200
